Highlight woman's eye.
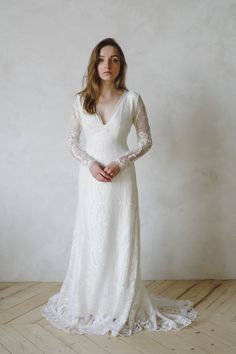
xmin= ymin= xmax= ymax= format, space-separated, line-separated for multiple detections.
xmin=98 ymin=58 xmax=119 ymax=64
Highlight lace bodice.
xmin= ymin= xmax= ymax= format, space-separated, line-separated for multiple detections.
xmin=68 ymin=91 xmax=152 ymax=170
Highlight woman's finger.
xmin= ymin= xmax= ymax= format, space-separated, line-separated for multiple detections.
xmin=99 ymin=170 xmax=112 ymax=180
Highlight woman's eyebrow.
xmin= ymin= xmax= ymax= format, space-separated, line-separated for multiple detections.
xmin=98 ymin=55 xmax=119 ymax=58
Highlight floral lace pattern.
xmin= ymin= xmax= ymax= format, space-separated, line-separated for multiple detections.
xmin=41 ymin=285 xmax=198 ymax=337
xmin=41 ymin=90 xmax=198 ymax=337
xmin=68 ymin=97 xmax=96 ymax=168
xmin=115 ymin=94 xmax=152 ymax=169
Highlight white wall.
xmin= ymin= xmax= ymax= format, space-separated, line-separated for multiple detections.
xmin=1 ymin=0 xmax=236 ymax=281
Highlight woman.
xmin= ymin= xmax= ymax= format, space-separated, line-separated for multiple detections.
xmin=41 ymin=38 xmax=198 ymax=336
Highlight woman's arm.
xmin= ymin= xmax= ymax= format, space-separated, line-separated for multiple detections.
xmin=68 ymin=96 xmax=97 ymax=168
xmin=114 ymin=93 xmax=152 ymax=170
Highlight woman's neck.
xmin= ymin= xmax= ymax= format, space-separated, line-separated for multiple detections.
xmin=99 ymin=82 xmax=121 ymax=98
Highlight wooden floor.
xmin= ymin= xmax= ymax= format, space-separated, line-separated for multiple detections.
xmin=0 ymin=280 xmax=235 ymax=354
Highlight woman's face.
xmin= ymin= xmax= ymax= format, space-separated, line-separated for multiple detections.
xmin=97 ymin=45 xmax=121 ymax=83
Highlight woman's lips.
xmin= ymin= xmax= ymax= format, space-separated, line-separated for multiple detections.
xmin=104 ymin=71 xmax=112 ymax=74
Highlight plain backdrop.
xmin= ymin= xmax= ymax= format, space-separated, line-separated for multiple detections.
xmin=0 ymin=0 xmax=236 ymax=281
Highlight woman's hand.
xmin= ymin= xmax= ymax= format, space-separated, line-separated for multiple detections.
xmin=104 ymin=161 xmax=121 ymax=178
xmin=89 ymin=161 xmax=113 ymax=182
xmin=89 ymin=161 xmax=121 ymax=182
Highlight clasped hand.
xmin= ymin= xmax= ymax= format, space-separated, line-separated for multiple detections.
xmin=89 ymin=161 xmax=120 ymax=182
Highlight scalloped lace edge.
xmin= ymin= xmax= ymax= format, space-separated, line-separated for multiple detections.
xmin=41 ymin=299 xmax=198 ymax=337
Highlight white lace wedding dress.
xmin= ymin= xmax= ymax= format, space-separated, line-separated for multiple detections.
xmin=41 ymin=89 xmax=198 ymax=336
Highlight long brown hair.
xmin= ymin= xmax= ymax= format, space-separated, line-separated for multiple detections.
xmin=76 ymin=38 xmax=128 ymax=115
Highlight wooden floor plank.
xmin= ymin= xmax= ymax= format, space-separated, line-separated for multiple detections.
xmin=0 ymin=325 xmax=42 ymax=354
xmin=11 ymin=323 xmax=77 ymax=354
xmin=146 ymin=280 xmax=177 ymax=294
xmin=0 ymin=282 xmax=37 ymax=299
xmin=0 ymin=282 xmax=59 ymax=311
xmin=81 ymin=332 xmax=147 ymax=354
xmin=118 ymin=331 xmax=179 ymax=354
xmin=195 ymin=282 xmax=232 ymax=311
xmin=0 ymin=283 xmax=18 ymax=291
xmin=40 ymin=318 xmax=112 ymax=354
xmin=191 ymin=320 xmax=236 ymax=348
xmin=210 ymin=290 xmax=236 ymax=314
xmin=177 ymin=280 xmax=223 ymax=305
xmin=175 ymin=324 xmax=235 ymax=354
xmin=193 ymin=308 xmax=236 ymax=344
xmin=0 ymin=342 xmax=11 ymax=353
xmin=143 ymin=329 xmax=208 ymax=354
xmin=9 ymin=304 xmax=46 ymax=324
xmin=153 ymin=280 xmax=200 ymax=300
xmin=0 ymin=289 xmax=59 ymax=325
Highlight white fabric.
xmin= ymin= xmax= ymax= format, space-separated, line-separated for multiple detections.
xmin=41 ymin=90 xmax=198 ymax=336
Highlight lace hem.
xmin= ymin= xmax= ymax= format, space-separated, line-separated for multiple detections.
xmin=41 ymin=294 xmax=198 ymax=337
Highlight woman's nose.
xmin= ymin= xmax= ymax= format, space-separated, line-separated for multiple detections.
xmin=105 ymin=60 xmax=112 ymax=67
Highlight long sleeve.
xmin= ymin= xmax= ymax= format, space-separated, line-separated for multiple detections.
xmin=68 ymin=96 xmax=97 ymax=168
xmin=114 ymin=93 xmax=152 ymax=170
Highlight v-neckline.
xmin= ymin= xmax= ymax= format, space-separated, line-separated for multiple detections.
xmin=95 ymin=91 xmax=127 ymax=126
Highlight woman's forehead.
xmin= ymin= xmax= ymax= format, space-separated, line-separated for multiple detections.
xmin=99 ymin=45 xmax=119 ymax=56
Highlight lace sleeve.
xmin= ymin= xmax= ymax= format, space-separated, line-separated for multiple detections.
xmin=114 ymin=93 xmax=152 ymax=170
xmin=68 ymin=96 xmax=96 ymax=168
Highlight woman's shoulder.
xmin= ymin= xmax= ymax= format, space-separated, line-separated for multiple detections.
xmin=125 ymin=89 xmax=141 ymax=104
xmin=126 ymin=89 xmax=139 ymax=96
xmin=74 ymin=92 xmax=82 ymax=102
xmin=73 ymin=92 xmax=84 ymax=111
xmin=127 ymin=90 xmax=144 ymax=107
